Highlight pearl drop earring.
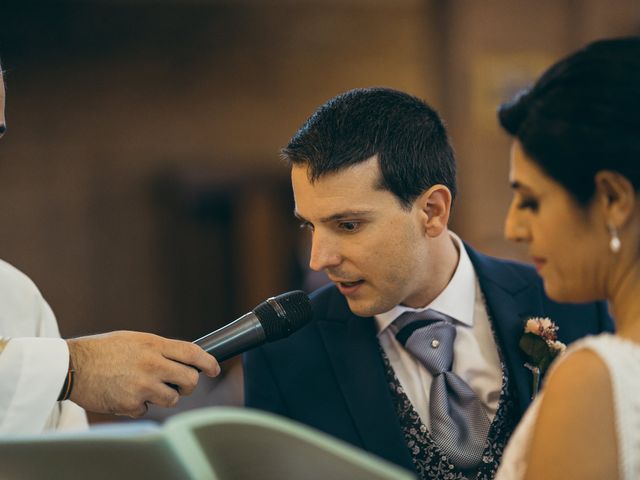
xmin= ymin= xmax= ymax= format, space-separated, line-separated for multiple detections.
xmin=608 ymin=224 xmax=621 ymax=254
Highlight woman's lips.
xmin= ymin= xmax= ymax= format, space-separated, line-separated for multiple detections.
xmin=531 ymin=257 xmax=547 ymax=272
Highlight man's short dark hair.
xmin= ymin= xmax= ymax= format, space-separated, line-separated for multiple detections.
xmin=282 ymin=87 xmax=457 ymax=209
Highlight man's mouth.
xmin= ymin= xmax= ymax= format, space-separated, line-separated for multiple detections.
xmin=333 ymin=279 xmax=365 ymax=295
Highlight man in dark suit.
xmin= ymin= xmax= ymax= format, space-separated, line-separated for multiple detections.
xmin=243 ymin=88 xmax=612 ymax=479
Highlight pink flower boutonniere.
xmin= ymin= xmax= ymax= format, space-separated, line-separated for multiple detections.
xmin=519 ymin=317 xmax=566 ymax=399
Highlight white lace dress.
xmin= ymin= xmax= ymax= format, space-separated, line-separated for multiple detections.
xmin=496 ymin=334 xmax=640 ymax=480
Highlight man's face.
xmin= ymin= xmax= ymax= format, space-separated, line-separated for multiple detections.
xmin=292 ymin=156 xmax=434 ymax=317
xmin=0 ymin=72 xmax=5 ymax=140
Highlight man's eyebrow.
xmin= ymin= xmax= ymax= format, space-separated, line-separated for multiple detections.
xmin=294 ymin=210 xmax=374 ymax=223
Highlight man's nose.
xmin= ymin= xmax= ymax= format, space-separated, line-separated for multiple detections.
xmin=308 ymin=233 xmax=342 ymax=272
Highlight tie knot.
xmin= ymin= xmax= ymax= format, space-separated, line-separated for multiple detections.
xmin=393 ymin=309 xmax=456 ymax=375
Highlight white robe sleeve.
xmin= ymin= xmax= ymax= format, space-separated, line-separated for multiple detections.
xmin=0 ymin=260 xmax=88 ymax=434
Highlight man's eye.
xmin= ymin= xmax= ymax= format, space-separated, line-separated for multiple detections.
xmin=339 ymin=222 xmax=360 ymax=232
xmin=517 ymin=198 xmax=539 ymax=212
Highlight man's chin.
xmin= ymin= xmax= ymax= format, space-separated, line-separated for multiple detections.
xmin=344 ymin=297 xmax=383 ymax=318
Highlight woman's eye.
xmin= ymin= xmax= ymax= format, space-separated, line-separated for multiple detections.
xmin=517 ymin=198 xmax=539 ymax=212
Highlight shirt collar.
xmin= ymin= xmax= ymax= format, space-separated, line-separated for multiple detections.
xmin=376 ymin=232 xmax=476 ymax=334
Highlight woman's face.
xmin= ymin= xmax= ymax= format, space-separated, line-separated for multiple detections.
xmin=504 ymin=141 xmax=609 ymax=303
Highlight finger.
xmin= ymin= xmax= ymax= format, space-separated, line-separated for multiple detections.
xmin=163 ymin=340 xmax=221 ymax=377
xmin=134 ymin=401 xmax=150 ymax=418
xmin=144 ymin=383 xmax=181 ymax=409
xmin=163 ymin=362 xmax=201 ymax=396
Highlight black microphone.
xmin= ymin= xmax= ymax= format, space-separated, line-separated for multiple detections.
xmin=193 ymin=290 xmax=312 ymax=362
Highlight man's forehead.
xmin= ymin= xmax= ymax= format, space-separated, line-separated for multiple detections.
xmin=291 ymin=163 xmax=404 ymax=222
xmin=291 ymin=168 xmax=381 ymax=207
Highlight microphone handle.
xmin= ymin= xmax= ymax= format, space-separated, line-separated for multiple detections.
xmin=193 ymin=311 xmax=267 ymax=362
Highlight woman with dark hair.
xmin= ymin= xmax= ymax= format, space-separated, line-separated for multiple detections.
xmin=496 ymin=37 xmax=640 ymax=479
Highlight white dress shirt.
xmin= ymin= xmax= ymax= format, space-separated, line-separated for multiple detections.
xmin=376 ymin=233 xmax=502 ymax=428
xmin=0 ymin=259 xmax=87 ymax=434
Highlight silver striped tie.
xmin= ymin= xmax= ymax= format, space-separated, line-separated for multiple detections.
xmin=394 ymin=309 xmax=490 ymax=470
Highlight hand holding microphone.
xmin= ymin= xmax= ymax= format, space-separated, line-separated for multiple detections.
xmin=66 ymin=331 xmax=221 ymax=417
xmin=65 ymin=291 xmax=311 ymax=418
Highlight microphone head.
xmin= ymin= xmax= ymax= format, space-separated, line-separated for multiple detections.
xmin=252 ymin=290 xmax=312 ymax=341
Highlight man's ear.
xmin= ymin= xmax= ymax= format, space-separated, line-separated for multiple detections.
xmin=594 ymin=171 xmax=636 ymax=228
xmin=415 ymin=184 xmax=452 ymax=238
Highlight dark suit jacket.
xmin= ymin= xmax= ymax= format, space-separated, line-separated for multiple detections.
xmin=243 ymin=245 xmax=613 ymax=472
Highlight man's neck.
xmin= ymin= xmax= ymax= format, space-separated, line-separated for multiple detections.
xmin=403 ymin=231 xmax=460 ymax=309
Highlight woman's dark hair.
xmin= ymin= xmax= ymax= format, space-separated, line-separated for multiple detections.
xmin=498 ymin=37 xmax=640 ymax=206
xmin=282 ymin=87 xmax=457 ymax=210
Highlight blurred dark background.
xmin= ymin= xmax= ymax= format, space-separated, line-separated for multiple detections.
xmin=0 ymin=0 xmax=638 ymax=421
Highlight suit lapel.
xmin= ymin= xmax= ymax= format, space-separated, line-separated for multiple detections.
xmin=466 ymin=244 xmax=543 ymax=416
xmin=316 ymin=290 xmax=414 ymax=470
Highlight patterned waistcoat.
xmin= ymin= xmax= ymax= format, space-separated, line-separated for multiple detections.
xmin=381 ymin=347 xmax=519 ymax=480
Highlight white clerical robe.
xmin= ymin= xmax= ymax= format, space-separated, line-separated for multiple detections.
xmin=0 ymin=259 xmax=87 ymax=434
